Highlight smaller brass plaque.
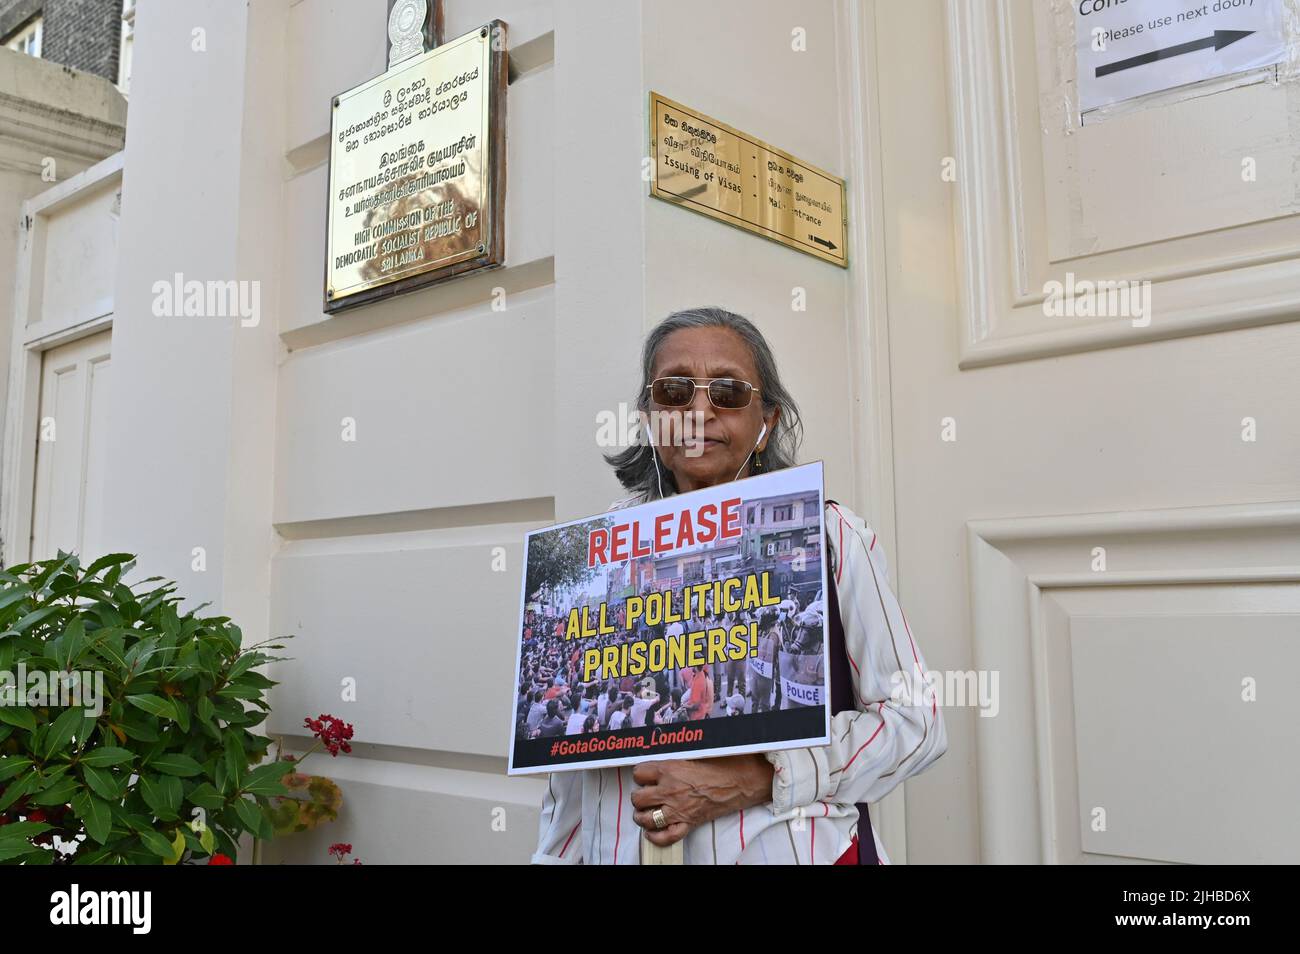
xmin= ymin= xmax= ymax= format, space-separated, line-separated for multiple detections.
xmin=649 ymin=92 xmax=847 ymax=267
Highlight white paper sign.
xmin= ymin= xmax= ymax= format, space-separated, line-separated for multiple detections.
xmin=1076 ymin=0 xmax=1288 ymax=113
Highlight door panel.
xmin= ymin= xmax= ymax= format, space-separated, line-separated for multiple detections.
xmin=872 ymin=0 xmax=1300 ymax=863
xmin=29 ymin=329 xmax=112 ymax=561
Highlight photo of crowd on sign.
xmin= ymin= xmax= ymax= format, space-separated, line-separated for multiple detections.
xmin=508 ymin=462 xmax=831 ymax=774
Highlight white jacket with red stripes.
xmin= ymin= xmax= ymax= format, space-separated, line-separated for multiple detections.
xmin=531 ymin=497 xmax=946 ymax=864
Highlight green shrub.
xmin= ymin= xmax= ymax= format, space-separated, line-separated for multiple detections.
xmin=0 ymin=551 xmax=291 ymax=864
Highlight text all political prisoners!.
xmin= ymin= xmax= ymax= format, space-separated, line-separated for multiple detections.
xmin=567 ymin=570 xmax=782 ymax=682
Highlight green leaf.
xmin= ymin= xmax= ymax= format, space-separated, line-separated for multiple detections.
xmin=31 ymin=775 xmax=79 ymax=806
xmin=198 ymin=825 xmax=215 ymax=855
xmin=57 ymin=618 xmax=87 ymax=670
xmin=123 ymin=636 xmax=160 ymax=672
xmin=82 ymin=795 xmax=113 ymax=845
xmin=78 ymin=747 xmax=134 ymax=768
xmin=223 ymin=743 xmax=245 ymax=788
xmin=80 ymin=764 xmax=121 ymax=801
xmin=84 ymin=553 xmax=135 ymax=576
xmin=150 ymin=753 xmax=202 ymax=777
xmin=186 ymin=782 xmax=224 ymax=811
xmin=158 ymin=774 xmax=183 ymax=813
xmin=74 ymin=845 xmax=117 ymax=865
xmin=138 ymin=828 xmax=176 ymax=860
xmin=38 ymin=763 xmax=70 ymax=785
xmin=138 ymin=775 xmax=178 ymax=821
xmin=126 ymin=694 xmax=177 ymax=721
xmin=216 ymin=683 xmax=265 ymax=700
xmin=0 ymin=706 xmax=36 ymax=732
xmin=12 ymin=606 xmax=57 ymax=634
xmin=0 ymin=756 xmax=33 ymax=781
xmin=0 ymin=820 xmax=52 ymax=843
xmin=119 ymin=718 xmax=158 ymax=743
xmin=116 ymin=809 xmax=154 ymax=834
xmin=164 ymin=829 xmax=185 ymax=865
xmin=77 ymin=710 xmax=98 ymax=748
xmin=224 ymin=652 xmax=261 ymax=683
xmin=0 ymin=841 xmax=48 ymax=862
xmin=232 ymin=671 xmax=276 ymax=690
xmin=240 ymin=761 xmax=291 ymax=797
xmin=0 ymin=774 xmax=36 ymax=812
xmin=231 ymin=796 xmax=262 ymax=833
xmin=42 ymin=706 xmax=87 ymax=759
xmin=0 ymin=584 xmax=33 ymax=614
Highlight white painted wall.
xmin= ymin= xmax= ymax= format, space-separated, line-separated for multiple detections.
xmin=263 ymin=0 xmax=874 ymax=864
xmin=100 ymin=0 xmax=282 ymax=638
xmin=51 ymin=0 xmax=895 ymax=865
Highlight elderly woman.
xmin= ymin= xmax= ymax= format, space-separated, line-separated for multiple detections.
xmin=531 ymin=307 xmax=946 ymax=864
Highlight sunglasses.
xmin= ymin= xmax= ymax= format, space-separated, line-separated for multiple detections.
xmin=647 ymin=376 xmax=760 ymax=410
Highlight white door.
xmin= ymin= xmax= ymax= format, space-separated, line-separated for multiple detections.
xmin=869 ymin=0 xmax=1300 ymax=864
xmin=29 ymin=330 xmax=113 ymax=562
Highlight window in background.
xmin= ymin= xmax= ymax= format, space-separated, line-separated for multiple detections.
xmin=4 ymin=15 xmax=43 ymax=58
xmin=118 ymin=0 xmax=134 ymax=94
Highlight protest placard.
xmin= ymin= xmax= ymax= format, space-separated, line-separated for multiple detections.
xmin=507 ymin=462 xmax=831 ymax=774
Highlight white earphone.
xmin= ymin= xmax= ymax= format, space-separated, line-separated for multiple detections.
xmin=643 ymin=419 xmax=769 ymax=499
xmin=736 ymin=422 xmax=767 ymax=480
xmin=643 ymin=421 xmax=665 ymax=499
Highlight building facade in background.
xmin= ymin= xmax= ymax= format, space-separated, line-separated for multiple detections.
xmin=0 ymin=0 xmax=132 ymax=90
xmin=2 ymin=0 xmax=1299 ymax=866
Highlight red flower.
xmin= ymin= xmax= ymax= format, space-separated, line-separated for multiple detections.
xmin=303 ymin=714 xmax=354 ymax=756
xmin=328 ymin=842 xmax=352 ymax=860
xmin=207 ymin=853 xmax=234 ymax=865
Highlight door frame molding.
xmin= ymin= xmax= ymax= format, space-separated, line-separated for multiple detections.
xmin=840 ymin=0 xmax=909 ymax=862
xmin=945 ymin=0 xmax=1300 ymax=369
xmin=1 ymin=151 xmax=121 ymax=567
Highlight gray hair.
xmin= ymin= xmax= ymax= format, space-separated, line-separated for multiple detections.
xmin=604 ymin=307 xmax=804 ymax=500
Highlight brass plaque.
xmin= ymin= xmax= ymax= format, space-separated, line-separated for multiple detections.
xmin=325 ymin=22 xmax=506 ymax=313
xmin=649 ymin=92 xmax=847 ymax=267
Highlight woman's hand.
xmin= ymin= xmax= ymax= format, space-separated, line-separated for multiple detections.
xmin=630 ymin=754 xmax=775 ymax=847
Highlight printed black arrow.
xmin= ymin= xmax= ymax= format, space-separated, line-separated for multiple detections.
xmin=810 ymin=235 xmax=838 ymax=250
xmin=1096 ymin=29 xmax=1254 ymax=78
